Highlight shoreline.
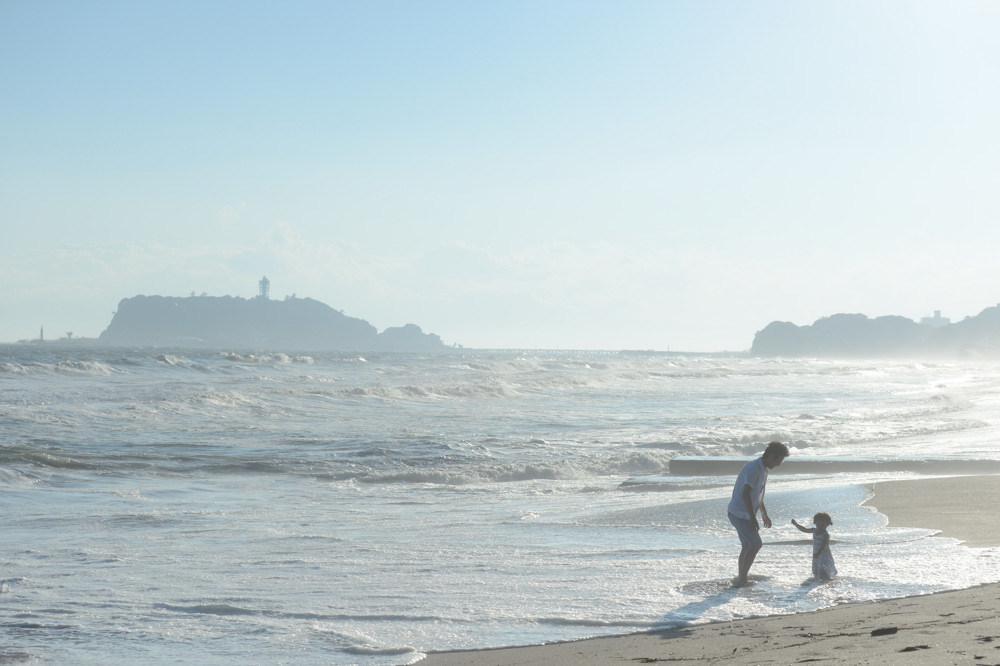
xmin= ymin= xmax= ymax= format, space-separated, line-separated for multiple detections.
xmin=418 ymin=474 xmax=1000 ymax=665
xmin=860 ymin=475 xmax=1000 ymax=548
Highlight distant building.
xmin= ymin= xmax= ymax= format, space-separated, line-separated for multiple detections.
xmin=920 ymin=310 xmax=951 ymax=328
xmin=258 ymin=276 xmax=270 ymax=300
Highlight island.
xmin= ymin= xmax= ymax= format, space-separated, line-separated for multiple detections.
xmin=97 ymin=278 xmax=448 ymax=351
xmin=752 ymin=304 xmax=1000 ymax=358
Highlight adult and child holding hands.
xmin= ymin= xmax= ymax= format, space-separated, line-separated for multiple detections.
xmin=727 ymin=441 xmax=837 ymax=587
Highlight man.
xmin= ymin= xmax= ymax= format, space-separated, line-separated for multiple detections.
xmin=727 ymin=441 xmax=790 ymax=587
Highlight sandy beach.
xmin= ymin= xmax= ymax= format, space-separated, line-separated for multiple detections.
xmin=419 ymin=475 xmax=1000 ymax=665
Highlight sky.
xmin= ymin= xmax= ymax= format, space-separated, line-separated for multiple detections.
xmin=3 ymin=1 xmax=1000 ymax=351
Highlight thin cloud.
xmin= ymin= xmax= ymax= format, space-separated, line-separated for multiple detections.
xmin=219 ymin=201 xmax=248 ymax=226
xmin=262 ymin=222 xmax=408 ymax=291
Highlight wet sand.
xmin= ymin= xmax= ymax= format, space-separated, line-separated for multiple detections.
xmin=419 ymin=474 xmax=1000 ymax=665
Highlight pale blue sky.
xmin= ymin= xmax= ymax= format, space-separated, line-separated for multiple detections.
xmin=3 ymin=1 xmax=1000 ymax=349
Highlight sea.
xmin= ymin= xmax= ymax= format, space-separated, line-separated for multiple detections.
xmin=3 ymin=345 xmax=1000 ymax=664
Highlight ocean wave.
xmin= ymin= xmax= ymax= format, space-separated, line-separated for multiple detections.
xmin=56 ymin=360 xmax=115 ymax=375
xmin=6 ymin=349 xmax=1000 ymax=665
xmin=338 ymin=381 xmax=518 ymax=400
xmin=28 ymin=453 xmax=91 ymax=470
xmin=0 ymin=360 xmax=116 ymax=376
xmin=306 ymin=626 xmax=424 ymax=661
xmin=155 ymin=603 xmax=446 ymax=631
xmin=221 ymin=352 xmax=314 ymax=365
xmin=0 ymin=621 xmax=74 ymax=630
xmin=356 ymin=451 xmax=672 ymax=486
xmin=26 ymin=443 xmax=675 ymax=484
xmin=341 ymin=645 xmax=420 ymax=657
xmin=3 ymin=446 xmax=93 ymax=470
xmin=155 ymin=354 xmax=213 ymax=372
xmin=188 ymin=390 xmax=267 ymax=410
xmin=536 ymin=616 xmax=662 ymax=629
xmin=156 ymin=603 xmax=257 ymax=616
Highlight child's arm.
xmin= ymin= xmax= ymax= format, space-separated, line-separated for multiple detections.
xmin=791 ymin=519 xmax=815 ymax=534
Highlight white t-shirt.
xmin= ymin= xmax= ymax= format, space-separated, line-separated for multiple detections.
xmin=727 ymin=458 xmax=768 ymax=519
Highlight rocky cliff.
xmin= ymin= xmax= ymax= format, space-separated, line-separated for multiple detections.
xmin=98 ymin=295 xmax=447 ymax=351
xmin=752 ymin=304 xmax=1000 ymax=358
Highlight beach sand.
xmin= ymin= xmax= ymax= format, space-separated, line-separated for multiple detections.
xmin=419 ymin=475 xmax=1000 ymax=665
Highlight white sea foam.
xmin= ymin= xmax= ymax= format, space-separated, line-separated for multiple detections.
xmin=2 ymin=347 xmax=1000 ymax=664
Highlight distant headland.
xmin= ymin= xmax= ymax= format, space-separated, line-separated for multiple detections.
xmin=752 ymin=305 xmax=1000 ymax=358
xmin=92 ymin=277 xmax=450 ymax=351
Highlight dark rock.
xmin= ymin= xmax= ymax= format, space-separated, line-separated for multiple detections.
xmin=752 ymin=305 xmax=1000 ymax=358
xmin=98 ymin=294 xmax=447 ymax=351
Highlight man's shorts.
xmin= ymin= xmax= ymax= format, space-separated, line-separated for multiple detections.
xmin=728 ymin=512 xmax=762 ymax=549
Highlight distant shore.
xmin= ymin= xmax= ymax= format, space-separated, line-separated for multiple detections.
xmin=419 ymin=474 xmax=1000 ymax=665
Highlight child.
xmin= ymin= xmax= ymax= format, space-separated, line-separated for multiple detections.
xmin=792 ymin=512 xmax=837 ymax=580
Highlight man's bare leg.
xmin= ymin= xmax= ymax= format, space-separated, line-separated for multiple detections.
xmin=736 ymin=544 xmax=761 ymax=586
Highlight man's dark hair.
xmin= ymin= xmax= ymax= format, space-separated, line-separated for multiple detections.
xmin=764 ymin=441 xmax=790 ymax=458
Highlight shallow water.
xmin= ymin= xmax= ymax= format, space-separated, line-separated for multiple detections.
xmin=2 ymin=347 xmax=1000 ymax=664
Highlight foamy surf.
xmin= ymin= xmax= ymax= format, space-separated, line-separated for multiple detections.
xmin=3 ymin=346 xmax=1000 ymax=663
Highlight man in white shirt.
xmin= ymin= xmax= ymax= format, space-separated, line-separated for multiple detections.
xmin=727 ymin=441 xmax=790 ymax=587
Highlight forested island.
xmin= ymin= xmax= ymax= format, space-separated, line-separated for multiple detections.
xmin=752 ymin=304 xmax=1000 ymax=358
xmin=98 ymin=293 xmax=447 ymax=351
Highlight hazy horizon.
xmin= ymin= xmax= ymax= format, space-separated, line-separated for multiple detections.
xmin=4 ymin=288 xmax=996 ymax=355
xmin=4 ymin=2 xmax=1000 ymax=351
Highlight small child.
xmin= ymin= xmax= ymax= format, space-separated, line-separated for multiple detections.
xmin=792 ymin=512 xmax=837 ymax=580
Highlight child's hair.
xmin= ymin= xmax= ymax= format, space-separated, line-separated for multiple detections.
xmin=813 ymin=512 xmax=833 ymax=526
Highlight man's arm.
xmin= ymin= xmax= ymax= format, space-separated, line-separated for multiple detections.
xmin=759 ymin=498 xmax=772 ymax=528
xmin=742 ymin=484 xmax=758 ymax=531
xmin=759 ymin=479 xmax=772 ymax=528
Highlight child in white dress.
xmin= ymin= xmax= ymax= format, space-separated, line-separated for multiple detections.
xmin=792 ymin=512 xmax=837 ymax=580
